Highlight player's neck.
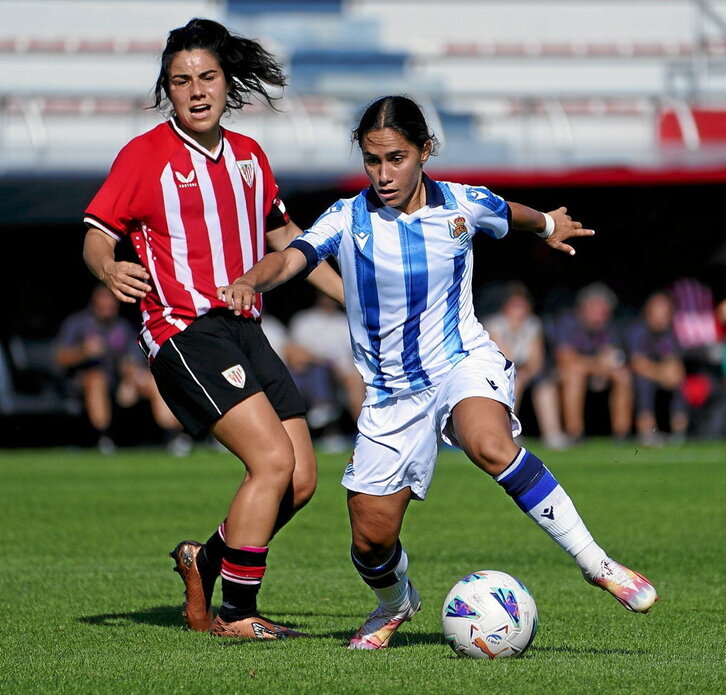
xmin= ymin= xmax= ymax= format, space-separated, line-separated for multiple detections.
xmin=398 ymin=177 xmax=427 ymax=215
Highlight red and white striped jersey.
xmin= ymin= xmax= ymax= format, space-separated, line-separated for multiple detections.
xmin=84 ymin=119 xmax=289 ymax=358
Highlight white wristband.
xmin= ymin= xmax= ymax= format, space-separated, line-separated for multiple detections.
xmin=536 ymin=213 xmax=555 ymax=239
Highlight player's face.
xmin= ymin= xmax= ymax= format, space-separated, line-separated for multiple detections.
xmin=362 ymin=128 xmax=431 ymax=214
xmin=168 ymin=49 xmax=228 ymax=150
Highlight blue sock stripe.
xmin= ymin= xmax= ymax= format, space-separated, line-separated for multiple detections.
xmin=351 ymin=541 xmax=403 ymax=588
xmin=514 ymin=470 xmax=559 ymax=512
xmin=497 ymin=450 xmax=560 ymax=513
xmin=497 ymin=450 xmax=542 ymax=497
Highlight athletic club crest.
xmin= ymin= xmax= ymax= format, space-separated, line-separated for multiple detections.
xmin=236 ymin=159 xmax=255 ymax=187
xmin=222 ymin=364 xmax=246 ymax=388
xmin=448 ymin=215 xmax=469 ymax=244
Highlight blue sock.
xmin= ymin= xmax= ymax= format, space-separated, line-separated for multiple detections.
xmin=496 ymin=449 xmax=605 ymax=574
xmin=351 ymin=541 xmax=412 ymax=610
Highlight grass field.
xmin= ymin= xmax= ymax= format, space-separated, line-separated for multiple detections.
xmin=1 ymin=440 xmax=724 ymax=694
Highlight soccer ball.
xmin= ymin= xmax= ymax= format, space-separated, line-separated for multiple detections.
xmin=441 ymin=570 xmax=538 ymax=659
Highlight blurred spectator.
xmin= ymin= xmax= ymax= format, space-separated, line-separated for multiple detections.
xmin=261 ymin=300 xmax=364 ymax=450
xmin=54 ymin=284 xmax=189 ymax=454
xmin=628 ymin=291 xmax=687 ymax=446
xmin=288 ymin=292 xmax=364 ymax=424
xmin=482 ymin=282 xmax=569 ymax=449
xmin=287 ymin=293 xmax=364 ymax=449
xmin=554 ymin=282 xmax=632 ymax=441
xmin=671 ymin=278 xmax=726 ymax=438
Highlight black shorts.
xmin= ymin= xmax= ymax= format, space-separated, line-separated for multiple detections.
xmin=150 ymin=310 xmax=306 ymax=436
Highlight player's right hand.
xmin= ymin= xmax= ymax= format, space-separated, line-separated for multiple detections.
xmin=217 ymin=278 xmax=256 ymax=315
xmin=101 ymin=261 xmax=152 ymax=303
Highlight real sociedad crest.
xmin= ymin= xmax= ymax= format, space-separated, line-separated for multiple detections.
xmin=236 ymin=159 xmax=255 ymax=187
xmin=222 ymin=364 xmax=246 ymax=388
xmin=448 ymin=215 xmax=469 ymax=244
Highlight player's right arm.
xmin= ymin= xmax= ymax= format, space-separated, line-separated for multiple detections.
xmin=83 ymin=227 xmax=151 ymax=304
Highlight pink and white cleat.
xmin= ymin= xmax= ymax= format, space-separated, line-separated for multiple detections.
xmin=584 ymin=558 xmax=659 ymax=613
xmin=348 ymin=583 xmax=421 ymax=650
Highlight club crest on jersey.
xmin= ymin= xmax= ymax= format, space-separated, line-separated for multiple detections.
xmin=174 ymin=169 xmax=197 ymax=188
xmin=448 ymin=215 xmax=470 ymax=244
xmin=236 ymin=159 xmax=255 ymax=187
xmin=222 ymin=364 xmax=246 ymax=388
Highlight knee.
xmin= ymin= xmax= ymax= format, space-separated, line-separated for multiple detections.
xmin=465 ymin=434 xmax=518 ymax=477
xmin=292 ymin=472 xmax=317 ymax=510
xmin=246 ymin=441 xmax=296 ymax=489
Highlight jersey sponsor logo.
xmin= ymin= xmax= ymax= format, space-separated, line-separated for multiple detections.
xmin=236 ymin=159 xmax=255 ymax=187
xmin=353 ymin=230 xmax=370 ymax=251
xmin=222 ymin=364 xmax=246 ymax=388
xmin=448 ymin=215 xmax=470 ymax=244
xmin=174 ymin=169 xmax=197 ymax=188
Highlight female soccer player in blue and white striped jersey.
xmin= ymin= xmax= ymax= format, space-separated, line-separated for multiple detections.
xmin=220 ymin=96 xmax=658 ymax=649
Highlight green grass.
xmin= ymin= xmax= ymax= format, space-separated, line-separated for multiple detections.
xmin=1 ymin=440 xmax=724 ymax=694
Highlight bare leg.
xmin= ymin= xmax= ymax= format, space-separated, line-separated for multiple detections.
xmin=80 ymin=368 xmax=112 ymax=432
xmin=451 ymin=397 xmax=519 ymax=475
xmin=531 ymin=379 xmax=568 ymax=447
xmin=211 ymin=392 xmax=295 ymax=548
xmin=272 ymin=416 xmax=318 ymax=534
xmin=559 ymin=361 xmax=589 ymax=439
xmin=348 ymin=487 xmax=412 ymax=565
xmin=609 ymin=366 xmax=633 ymax=437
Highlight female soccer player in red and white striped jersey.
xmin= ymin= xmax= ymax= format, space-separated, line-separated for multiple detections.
xmin=83 ymin=18 xmax=344 ymax=640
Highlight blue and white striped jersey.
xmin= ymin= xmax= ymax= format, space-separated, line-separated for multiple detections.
xmin=291 ymin=176 xmax=510 ymax=405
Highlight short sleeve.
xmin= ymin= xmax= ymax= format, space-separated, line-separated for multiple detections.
xmin=290 ymin=199 xmax=349 ymax=274
xmin=462 ymin=185 xmax=510 ymax=240
xmin=83 ymin=141 xmax=151 ymax=240
xmin=253 ymin=145 xmax=290 ymax=232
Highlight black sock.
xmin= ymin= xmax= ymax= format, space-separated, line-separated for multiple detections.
xmin=219 ymin=545 xmax=269 ymax=621
xmin=196 ymin=524 xmax=226 ymax=607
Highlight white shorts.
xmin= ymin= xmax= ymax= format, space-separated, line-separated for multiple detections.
xmin=342 ymin=347 xmax=521 ymax=500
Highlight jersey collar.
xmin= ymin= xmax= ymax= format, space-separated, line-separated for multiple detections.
xmin=168 ymin=118 xmax=225 ymax=162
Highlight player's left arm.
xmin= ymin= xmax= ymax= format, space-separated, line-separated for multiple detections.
xmin=508 ymin=203 xmax=595 ymax=256
xmin=266 ymin=220 xmax=345 ymax=306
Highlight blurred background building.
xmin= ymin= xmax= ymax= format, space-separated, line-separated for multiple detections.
xmin=1 ymin=0 xmax=724 ymax=446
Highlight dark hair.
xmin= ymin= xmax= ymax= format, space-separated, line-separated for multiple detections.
xmin=352 ymin=96 xmax=438 ymax=154
xmin=503 ymin=281 xmax=533 ymax=306
xmin=152 ymin=18 xmax=287 ymax=112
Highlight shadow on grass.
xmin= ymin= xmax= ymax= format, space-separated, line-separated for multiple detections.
xmin=325 ymin=629 xmax=446 ymax=648
xmin=79 ymin=605 xmax=182 ymax=628
xmin=79 ymin=606 xmax=319 ymax=634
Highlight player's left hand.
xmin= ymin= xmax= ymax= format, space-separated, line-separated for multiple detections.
xmin=545 ymin=207 xmax=595 ymax=256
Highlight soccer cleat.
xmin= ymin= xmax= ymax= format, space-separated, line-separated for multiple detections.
xmin=584 ymin=558 xmax=659 ymax=613
xmin=210 ymin=615 xmax=310 ymax=640
xmin=169 ymin=540 xmax=213 ymax=631
xmin=348 ymin=583 xmax=421 ymax=650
